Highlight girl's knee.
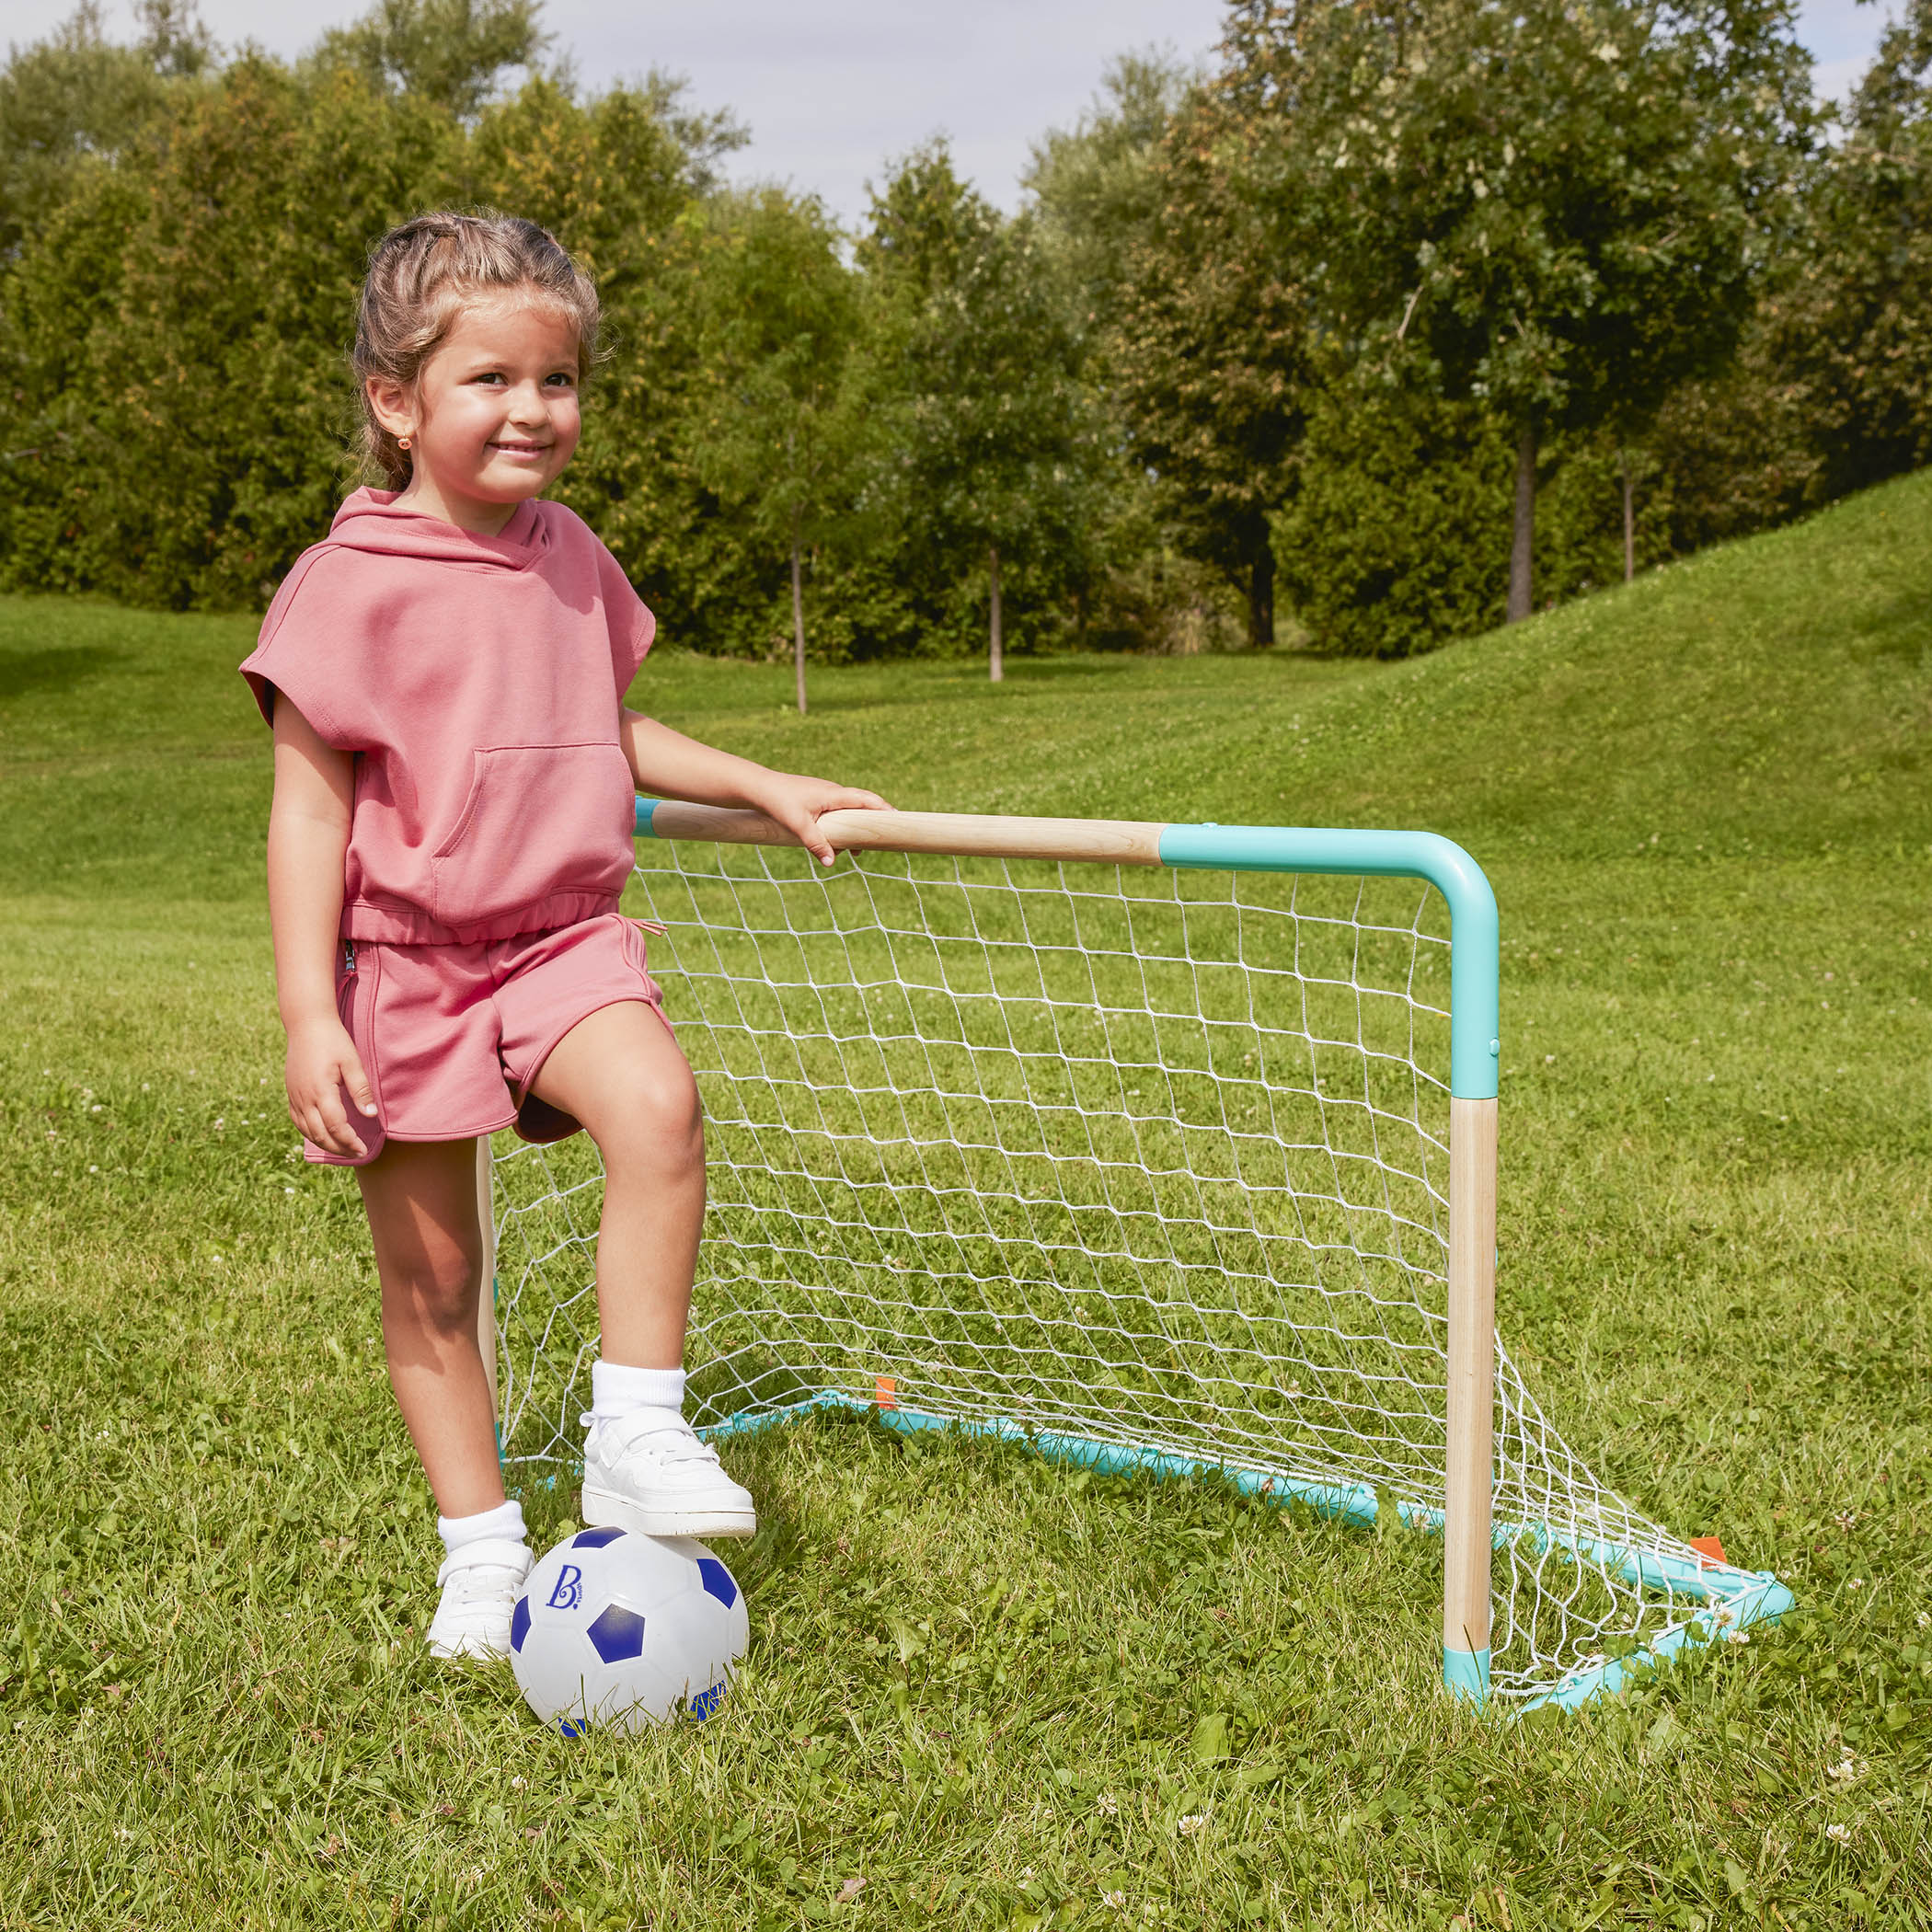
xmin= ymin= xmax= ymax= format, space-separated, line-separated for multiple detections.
xmin=384 ymin=1245 xmax=486 ymax=1333
xmin=601 ymin=1067 xmax=704 ymax=1175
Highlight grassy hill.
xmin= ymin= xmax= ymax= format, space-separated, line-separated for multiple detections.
xmin=2 ymin=473 xmax=1928 ymax=1927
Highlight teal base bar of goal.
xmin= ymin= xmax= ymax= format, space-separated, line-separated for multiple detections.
xmin=696 ymin=1391 xmax=1795 ymax=1717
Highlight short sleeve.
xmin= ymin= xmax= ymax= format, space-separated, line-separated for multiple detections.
xmin=598 ymin=544 xmax=656 ymax=699
xmin=238 ymin=549 xmax=376 ymax=749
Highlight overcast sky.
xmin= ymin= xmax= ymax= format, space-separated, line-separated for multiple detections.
xmin=7 ymin=0 xmax=1909 ymax=224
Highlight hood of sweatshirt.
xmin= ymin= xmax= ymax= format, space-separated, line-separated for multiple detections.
xmin=320 ymin=487 xmax=552 ymax=569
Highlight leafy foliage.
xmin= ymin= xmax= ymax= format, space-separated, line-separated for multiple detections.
xmin=0 ymin=0 xmax=1928 ymax=661
xmin=1770 ymin=0 xmax=1932 ymax=497
xmin=1292 ymin=0 xmax=1812 ymax=437
xmin=687 ymin=188 xmax=862 ymax=708
xmin=305 ymin=0 xmax=546 ymax=121
xmin=1103 ymin=60 xmax=1311 ymax=647
xmin=862 ymin=145 xmax=1093 ymax=675
xmin=1277 ymin=381 xmax=1511 ymax=658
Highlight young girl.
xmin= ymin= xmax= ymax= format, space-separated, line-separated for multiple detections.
xmin=242 ymin=213 xmax=886 ymax=1661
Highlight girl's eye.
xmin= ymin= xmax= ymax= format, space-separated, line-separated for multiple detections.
xmin=545 ymin=373 xmax=577 ymax=388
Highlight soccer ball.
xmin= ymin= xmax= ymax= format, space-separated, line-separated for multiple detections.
xmin=510 ymin=1527 xmax=749 ymax=1735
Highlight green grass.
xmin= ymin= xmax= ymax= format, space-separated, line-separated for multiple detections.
xmin=3 ymin=471 xmax=1930 ymax=1927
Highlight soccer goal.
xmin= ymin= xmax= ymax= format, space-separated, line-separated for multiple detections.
xmin=481 ymin=800 xmax=1791 ymax=1711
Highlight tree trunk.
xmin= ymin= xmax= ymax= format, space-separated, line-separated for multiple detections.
xmin=1248 ymin=535 xmax=1275 ymax=649
xmin=791 ymin=509 xmax=808 ymax=717
xmin=988 ymin=544 xmax=1003 ymax=683
xmin=1507 ymin=426 xmax=1535 ymax=624
xmin=1621 ymin=452 xmax=1635 ymax=585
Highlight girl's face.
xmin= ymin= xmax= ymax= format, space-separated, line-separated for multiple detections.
xmin=366 ymin=294 xmax=582 ymax=535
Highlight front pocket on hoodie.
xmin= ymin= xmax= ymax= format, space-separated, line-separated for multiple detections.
xmin=431 ymin=743 xmax=636 ymax=932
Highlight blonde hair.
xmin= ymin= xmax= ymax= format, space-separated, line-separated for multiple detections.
xmin=352 ymin=212 xmax=601 ymax=489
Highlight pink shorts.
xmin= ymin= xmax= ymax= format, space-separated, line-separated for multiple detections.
xmin=310 ymin=913 xmax=669 ymax=1167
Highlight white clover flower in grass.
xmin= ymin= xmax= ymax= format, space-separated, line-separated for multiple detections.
xmin=1826 ymin=1822 xmax=1852 ymax=1844
xmin=1101 ymin=1894 xmax=1128 ymax=1914
xmin=1834 ymin=1512 xmax=1859 ymax=1530
xmin=1917 ymin=1612 xmax=1930 ymax=1630
xmin=1177 ymin=1811 xmax=1210 ymax=1838
xmin=1725 ymin=1628 xmax=1750 ymax=1645
xmin=1095 ymin=1793 xmax=1120 ymax=1817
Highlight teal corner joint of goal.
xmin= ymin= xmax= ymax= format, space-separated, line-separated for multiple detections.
xmin=615 ymin=799 xmax=1797 ymax=1715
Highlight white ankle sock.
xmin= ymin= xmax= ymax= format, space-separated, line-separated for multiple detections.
xmin=436 ymin=1497 xmax=527 ymax=1558
xmin=588 ymin=1359 xmax=685 ymax=1428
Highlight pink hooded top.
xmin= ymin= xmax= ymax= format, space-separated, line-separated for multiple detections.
xmin=241 ymin=489 xmax=653 ymax=947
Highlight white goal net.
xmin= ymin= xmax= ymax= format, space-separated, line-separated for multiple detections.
xmin=487 ymin=811 xmax=1788 ymax=1708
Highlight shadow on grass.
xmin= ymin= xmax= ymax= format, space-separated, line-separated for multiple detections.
xmin=0 ymin=645 xmax=126 ymax=702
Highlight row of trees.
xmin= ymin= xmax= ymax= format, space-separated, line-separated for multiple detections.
xmin=3 ymin=0 xmax=1929 ymax=672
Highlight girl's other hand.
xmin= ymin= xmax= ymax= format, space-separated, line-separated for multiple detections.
xmin=756 ymin=776 xmax=891 ymax=867
xmin=286 ymin=1015 xmax=380 ymax=1156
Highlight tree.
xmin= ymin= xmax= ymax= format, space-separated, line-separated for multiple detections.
xmin=864 ymin=143 xmax=1091 ymax=680
xmin=1025 ymin=52 xmax=1192 ymax=342
xmin=1104 ymin=53 xmax=1313 ymax=648
xmin=1276 ymin=376 xmax=1511 ymax=655
xmin=307 ymin=0 xmax=546 ymax=121
xmin=1277 ymin=0 xmax=1813 ymax=619
xmin=1 ymin=51 xmax=468 ymax=605
xmin=688 ymin=188 xmax=860 ymax=713
xmin=0 ymin=0 xmax=212 ymax=261
xmin=1771 ymin=0 xmax=1932 ymax=496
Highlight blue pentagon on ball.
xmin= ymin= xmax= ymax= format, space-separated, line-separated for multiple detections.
xmin=587 ymin=1603 xmax=647 ymax=1663
xmin=697 ymin=1557 xmax=738 ymax=1609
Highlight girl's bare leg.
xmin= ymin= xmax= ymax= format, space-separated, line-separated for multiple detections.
xmin=357 ymin=1136 xmax=505 ymax=1519
xmin=524 ymin=1001 xmax=704 ymax=1369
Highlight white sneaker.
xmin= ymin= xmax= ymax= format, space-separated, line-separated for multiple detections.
xmin=581 ymin=1409 xmax=758 ymax=1541
xmin=425 ymin=1537 xmax=533 ymax=1662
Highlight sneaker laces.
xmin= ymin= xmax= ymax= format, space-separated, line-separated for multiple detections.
xmin=581 ymin=1408 xmax=722 ymax=1469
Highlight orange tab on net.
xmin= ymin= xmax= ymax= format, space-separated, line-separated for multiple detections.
xmin=1687 ymin=1535 xmax=1728 ymax=1568
xmin=874 ymin=1375 xmax=899 ymax=1411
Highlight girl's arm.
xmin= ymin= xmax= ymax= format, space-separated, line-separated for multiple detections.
xmin=620 ymin=711 xmax=890 ymax=867
xmin=269 ymin=699 xmax=379 ymax=1156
